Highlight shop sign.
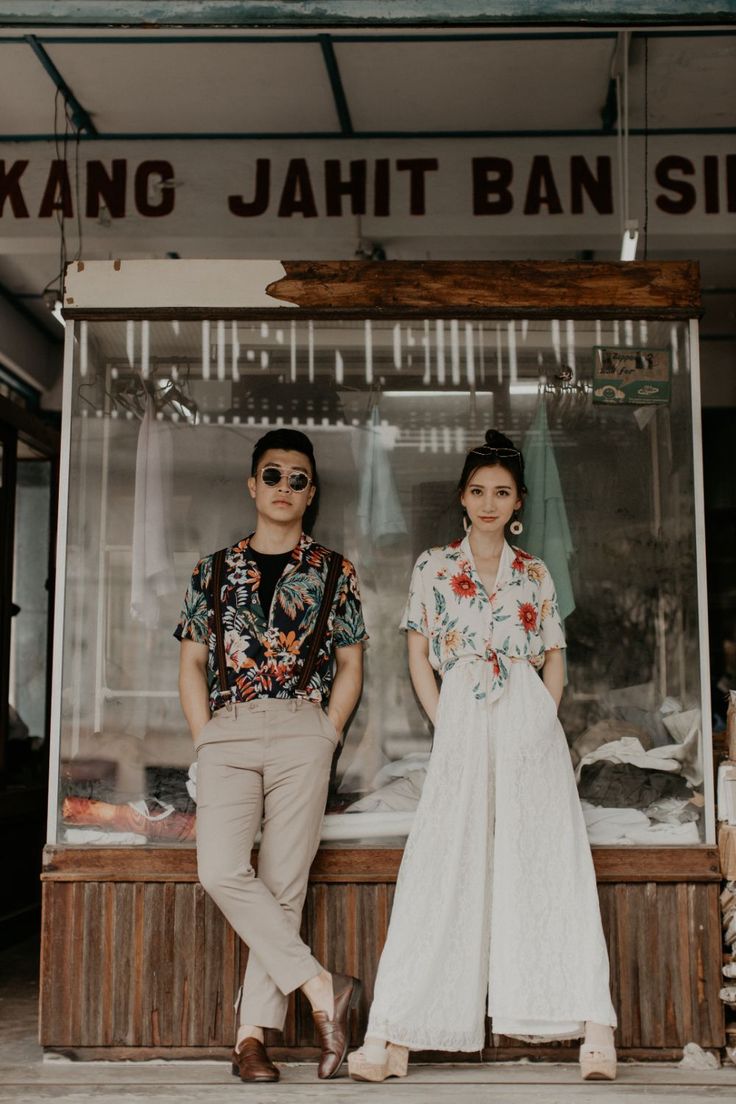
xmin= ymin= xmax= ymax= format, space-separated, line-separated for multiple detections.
xmin=0 ymin=138 xmax=733 ymax=247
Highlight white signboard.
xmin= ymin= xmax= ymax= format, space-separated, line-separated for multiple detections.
xmin=1 ymin=138 xmax=733 ymax=254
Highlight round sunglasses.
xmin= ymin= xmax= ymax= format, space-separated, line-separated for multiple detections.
xmin=470 ymin=445 xmax=520 ymax=459
xmin=259 ymin=466 xmax=312 ymax=493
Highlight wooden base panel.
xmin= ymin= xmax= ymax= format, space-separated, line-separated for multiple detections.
xmin=39 ymin=846 xmax=725 ymax=1056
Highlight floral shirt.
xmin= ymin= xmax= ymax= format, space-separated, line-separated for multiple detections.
xmin=401 ymin=536 xmax=566 ymax=702
xmin=174 ymin=532 xmax=367 ymax=709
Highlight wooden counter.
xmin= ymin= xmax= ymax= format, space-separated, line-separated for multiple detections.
xmin=39 ymin=844 xmax=724 ymax=1060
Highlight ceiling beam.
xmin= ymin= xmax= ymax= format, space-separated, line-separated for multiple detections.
xmin=318 ymin=34 xmax=353 ymax=137
xmin=24 ymin=34 xmax=97 ymax=136
xmin=1 ymin=126 xmax=734 ymax=142
xmin=0 ymin=2 xmax=734 ymax=27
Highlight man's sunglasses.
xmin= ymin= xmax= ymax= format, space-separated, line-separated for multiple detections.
xmin=259 ymin=466 xmax=312 ymax=493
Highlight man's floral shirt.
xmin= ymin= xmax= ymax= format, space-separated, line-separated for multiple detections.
xmin=174 ymin=532 xmax=367 ymax=708
xmin=401 ymin=535 xmax=566 ymax=703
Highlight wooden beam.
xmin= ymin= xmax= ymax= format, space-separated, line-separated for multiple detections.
xmin=41 ymin=844 xmax=722 ymax=883
xmin=265 ymin=261 xmax=702 ymax=318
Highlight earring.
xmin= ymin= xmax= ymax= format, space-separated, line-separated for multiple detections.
xmin=463 ymin=514 xmax=471 ymax=533
xmin=509 ymin=516 xmax=523 ymax=536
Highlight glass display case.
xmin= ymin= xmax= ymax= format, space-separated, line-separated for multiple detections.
xmin=48 ymin=260 xmax=713 ymax=850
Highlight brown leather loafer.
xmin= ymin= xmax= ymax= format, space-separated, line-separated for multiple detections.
xmin=312 ymin=972 xmax=362 ymax=1079
xmin=231 ymin=1037 xmax=280 ymax=1082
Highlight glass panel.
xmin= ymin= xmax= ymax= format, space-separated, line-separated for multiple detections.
xmin=56 ymin=315 xmax=705 ymax=847
xmin=8 ymin=452 xmax=51 ymax=784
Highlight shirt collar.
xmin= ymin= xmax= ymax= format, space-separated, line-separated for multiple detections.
xmin=459 ymin=536 xmax=516 ymax=594
xmin=234 ymin=531 xmax=313 ymax=570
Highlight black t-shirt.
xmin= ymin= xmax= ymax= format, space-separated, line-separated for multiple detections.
xmin=249 ymin=547 xmax=293 ymax=621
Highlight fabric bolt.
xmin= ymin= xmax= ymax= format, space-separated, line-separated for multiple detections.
xmin=366 ymin=539 xmax=615 ymax=1051
xmin=402 ymin=537 xmax=566 ymax=704
xmin=131 ymin=395 xmax=175 ymax=628
xmin=195 ymin=698 xmax=339 ymax=1030
xmin=174 ymin=532 xmax=367 ymax=709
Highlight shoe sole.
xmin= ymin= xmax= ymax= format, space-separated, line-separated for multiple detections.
xmin=231 ymin=1063 xmax=279 ymax=1082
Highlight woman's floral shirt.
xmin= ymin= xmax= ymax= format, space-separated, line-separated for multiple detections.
xmin=174 ymin=532 xmax=367 ymax=708
xmin=401 ymin=535 xmax=566 ymax=702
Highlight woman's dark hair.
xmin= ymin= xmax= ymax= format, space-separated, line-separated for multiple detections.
xmin=458 ymin=429 xmax=527 ymax=526
xmin=251 ymin=428 xmax=320 ymax=532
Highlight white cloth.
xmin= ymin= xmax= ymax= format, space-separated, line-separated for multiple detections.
xmin=130 ymin=394 xmax=175 ymax=628
xmin=581 ymin=802 xmax=700 ymax=845
xmin=574 ymin=711 xmax=702 ymax=787
xmin=366 ymin=659 xmax=616 ymax=1051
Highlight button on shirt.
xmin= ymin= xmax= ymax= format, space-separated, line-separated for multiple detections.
xmin=174 ymin=532 xmax=368 ymax=709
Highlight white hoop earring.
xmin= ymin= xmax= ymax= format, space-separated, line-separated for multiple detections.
xmin=463 ymin=515 xmax=471 ymax=533
xmin=509 ymin=517 xmax=523 ymax=536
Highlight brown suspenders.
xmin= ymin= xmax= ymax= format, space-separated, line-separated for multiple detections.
xmin=211 ymin=546 xmax=343 ymax=706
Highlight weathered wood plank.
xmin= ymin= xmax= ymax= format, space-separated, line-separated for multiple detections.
xmin=39 ymin=872 xmax=725 ymax=1053
xmin=265 ymin=261 xmax=701 ymax=318
xmin=41 ymin=845 xmax=723 ymax=884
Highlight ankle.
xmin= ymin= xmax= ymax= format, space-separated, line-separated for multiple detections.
xmin=583 ymin=1022 xmax=615 ymax=1050
xmin=301 ymin=969 xmax=334 ymax=1016
xmin=363 ymin=1037 xmax=389 ymax=1064
xmin=236 ymin=1025 xmax=264 ymax=1048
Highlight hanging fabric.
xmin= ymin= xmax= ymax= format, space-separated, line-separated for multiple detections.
xmin=357 ymin=406 xmax=408 ymax=551
xmin=130 ymin=394 xmax=175 ymax=628
xmin=520 ymin=400 xmax=576 ymax=623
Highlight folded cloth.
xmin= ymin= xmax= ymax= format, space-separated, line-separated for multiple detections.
xmin=581 ymin=802 xmax=650 ymax=844
xmin=320 ymin=810 xmax=415 ymax=842
xmin=62 ymin=796 xmax=196 ymax=841
xmin=581 ymin=801 xmax=701 ymax=845
xmin=369 ymin=752 xmax=431 ymax=791
xmin=578 ymin=760 xmax=692 ymax=808
xmin=646 ymin=795 xmax=701 ymax=825
xmin=571 ymin=719 xmax=652 ymax=769
xmin=346 ymin=769 xmax=426 ymax=813
xmin=63 ymin=827 xmax=148 ymax=845
xmin=574 ymin=732 xmax=697 ymax=782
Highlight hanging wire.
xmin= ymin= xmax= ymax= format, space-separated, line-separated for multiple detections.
xmin=643 ymin=36 xmax=650 ymax=260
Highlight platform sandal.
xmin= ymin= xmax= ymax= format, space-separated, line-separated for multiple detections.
xmin=579 ymin=1043 xmax=617 ymax=1081
xmin=348 ymin=1043 xmax=409 ymax=1082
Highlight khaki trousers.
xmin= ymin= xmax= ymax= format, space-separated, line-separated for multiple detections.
xmin=195 ymin=698 xmax=338 ymax=1030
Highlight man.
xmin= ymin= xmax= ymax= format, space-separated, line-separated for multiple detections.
xmin=175 ymin=429 xmax=366 ymax=1082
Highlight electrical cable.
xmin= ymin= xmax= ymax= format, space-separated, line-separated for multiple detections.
xmin=643 ymin=37 xmax=650 ymax=260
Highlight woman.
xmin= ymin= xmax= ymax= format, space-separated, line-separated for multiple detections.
xmin=348 ymin=430 xmax=617 ymax=1083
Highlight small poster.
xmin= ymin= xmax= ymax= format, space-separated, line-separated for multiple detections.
xmin=592 ymin=346 xmax=671 ymax=405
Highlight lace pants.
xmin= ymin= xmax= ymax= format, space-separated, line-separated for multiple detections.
xmin=366 ymin=659 xmax=617 ymax=1052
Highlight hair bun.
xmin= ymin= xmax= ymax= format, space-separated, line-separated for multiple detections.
xmin=484 ymin=428 xmax=517 ymax=451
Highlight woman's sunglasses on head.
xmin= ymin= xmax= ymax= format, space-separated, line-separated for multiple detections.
xmin=470 ymin=445 xmax=521 ymax=459
xmin=259 ymin=466 xmax=312 ymax=492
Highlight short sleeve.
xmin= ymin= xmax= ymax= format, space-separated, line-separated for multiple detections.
xmin=173 ymin=556 xmax=211 ymax=645
xmin=332 ymin=558 xmax=369 ymax=649
xmin=400 ymin=553 xmax=431 ymax=637
xmin=537 ymin=562 xmax=567 ymax=652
